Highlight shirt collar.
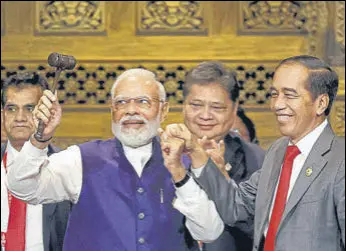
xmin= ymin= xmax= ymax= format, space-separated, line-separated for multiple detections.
xmin=5 ymin=140 xmax=20 ymax=167
xmin=123 ymin=142 xmax=153 ymax=157
xmin=290 ymin=119 xmax=328 ymax=157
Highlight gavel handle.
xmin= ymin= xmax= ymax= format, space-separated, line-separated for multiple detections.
xmin=34 ymin=68 xmax=62 ymax=141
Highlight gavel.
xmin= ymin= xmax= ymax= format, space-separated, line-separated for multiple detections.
xmin=34 ymin=53 xmax=77 ymax=141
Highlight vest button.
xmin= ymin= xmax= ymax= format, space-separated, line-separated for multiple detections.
xmin=137 ymin=187 xmax=144 ymax=194
xmin=138 ymin=212 xmax=145 ymax=220
xmin=138 ymin=237 xmax=145 ymax=244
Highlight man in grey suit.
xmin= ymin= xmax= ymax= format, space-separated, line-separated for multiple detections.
xmin=1 ymin=73 xmax=71 ymax=251
xmin=161 ymin=55 xmax=345 ymax=251
xmin=178 ymin=61 xmax=264 ymax=251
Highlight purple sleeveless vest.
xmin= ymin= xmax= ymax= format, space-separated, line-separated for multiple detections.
xmin=63 ymin=138 xmax=186 ymax=251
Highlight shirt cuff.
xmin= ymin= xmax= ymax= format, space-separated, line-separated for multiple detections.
xmin=190 ymin=164 xmax=205 ymax=178
xmin=173 ymin=177 xmax=199 ymax=213
xmin=174 ymin=177 xmax=202 ymax=202
xmin=23 ymin=140 xmax=49 ymax=157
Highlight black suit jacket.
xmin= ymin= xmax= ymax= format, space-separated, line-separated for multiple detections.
xmin=1 ymin=143 xmax=71 ymax=251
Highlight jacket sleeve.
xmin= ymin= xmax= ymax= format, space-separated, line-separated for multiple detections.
xmin=195 ymin=158 xmax=260 ymax=227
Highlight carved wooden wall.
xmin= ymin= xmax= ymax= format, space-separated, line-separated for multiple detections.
xmin=1 ymin=1 xmax=344 ymax=149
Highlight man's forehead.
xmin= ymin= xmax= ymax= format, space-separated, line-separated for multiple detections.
xmin=6 ymin=85 xmax=42 ymax=103
xmin=114 ymin=77 xmax=159 ymax=95
xmin=187 ymin=90 xmax=230 ymax=104
xmin=7 ymin=85 xmax=42 ymax=93
xmin=188 ymin=95 xmax=227 ymax=104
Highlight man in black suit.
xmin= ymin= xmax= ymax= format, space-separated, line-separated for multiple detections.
xmin=1 ymin=72 xmax=71 ymax=251
xmin=179 ymin=61 xmax=265 ymax=251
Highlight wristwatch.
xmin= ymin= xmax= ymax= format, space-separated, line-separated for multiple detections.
xmin=174 ymin=173 xmax=191 ymax=188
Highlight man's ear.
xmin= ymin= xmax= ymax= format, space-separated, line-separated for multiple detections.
xmin=233 ymin=100 xmax=239 ymax=117
xmin=110 ymin=104 xmax=114 ymax=116
xmin=316 ymin=94 xmax=329 ymax=116
xmin=160 ymin=102 xmax=169 ymax=123
xmin=1 ymin=109 xmax=4 ymax=122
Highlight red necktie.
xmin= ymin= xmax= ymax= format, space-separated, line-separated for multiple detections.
xmin=2 ymin=152 xmax=27 ymax=251
xmin=264 ymin=145 xmax=300 ymax=251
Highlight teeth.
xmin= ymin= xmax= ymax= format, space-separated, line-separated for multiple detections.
xmin=124 ymin=121 xmax=143 ymax=124
xmin=277 ymin=115 xmax=291 ymax=122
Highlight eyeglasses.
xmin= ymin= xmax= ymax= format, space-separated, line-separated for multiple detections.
xmin=112 ymin=96 xmax=164 ymax=110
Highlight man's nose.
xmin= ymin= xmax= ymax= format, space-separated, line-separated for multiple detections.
xmin=125 ymin=100 xmax=140 ymax=115
xmin=199 ymin=105 xmax=213 ymax=120
xmin=272 ymin=94 xmax=286 ymax=111
xmin=14 ymin=109 xmax=28 ymax=121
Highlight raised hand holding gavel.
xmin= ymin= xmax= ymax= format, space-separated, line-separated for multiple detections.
xmin=33 ymin=53 xmax=76 ymax=142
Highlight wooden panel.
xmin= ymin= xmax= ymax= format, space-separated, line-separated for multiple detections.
xmin=1 ymin=2 xmax=305 ymax=61
xmin=1 ymin=1 xmax=344 ymax=150
xmin=1 ymin=1 xmax=5 ymax=36
xmin=35 ymin=1 xmax=106 ymax=35
xmin=136 ymin=1 xmax=208 ymax=35
xmin=1 ymin=61 xmax=277 ymax=106
xmin=330 ymin=98 xmax=345 ymax=137
xmin=239 ymin=1 xmax=308 ymax=34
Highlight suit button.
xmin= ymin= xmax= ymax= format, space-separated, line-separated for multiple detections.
xmin=137 ymin=187 xmax=144 ymax=194
xmin=138 ymin=212 xmax=145 ymax=220
xmin=138 ymin=237 xmax=145 ymax=244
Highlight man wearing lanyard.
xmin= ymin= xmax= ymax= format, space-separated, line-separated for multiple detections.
xmin=160 ymin=55 xmax=345 ymax=251
xmin=1 ymin=73 xmax=71 ymax=251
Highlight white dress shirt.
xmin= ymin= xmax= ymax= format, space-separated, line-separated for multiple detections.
xmin=173 ymin=119 xmax=329 ymax=240
xmin=123 ymin=143 xmax=152 ymax=177
xmin=1 ymin=141 xmax=44 ymax=251
xmin=6 ymin=139 xmax=224 ymax=242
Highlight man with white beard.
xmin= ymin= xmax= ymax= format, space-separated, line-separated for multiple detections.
xmin=6 ymin=69 xmax=223 ymax=251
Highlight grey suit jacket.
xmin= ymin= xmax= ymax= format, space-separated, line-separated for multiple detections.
xmin=186 ymin=134 xmax=265 ymax=251
xmin=196 ymin=124 xmax=345 ymax=251
xmin=204 ymin=134 xmax=265 ymax=251
xmin=1 ymin=143 xmax=72 ymax=251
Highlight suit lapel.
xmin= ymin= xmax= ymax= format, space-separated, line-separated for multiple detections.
xmin=278 ymin=125 xmax=334 ymax=232
xmin=258 ymin=138 xmax=289 ymax=233
xmin=224 ymin=137 xmax=240 ymax=175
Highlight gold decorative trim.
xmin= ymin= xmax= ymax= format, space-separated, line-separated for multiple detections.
xmin=35 ymin=1 xmax=106 ymax=35
xmin=1 ymin=61 xmax=276 ymax=106
xmin=303 ymin=1 xmax=328 ymax=57
xmin=333 ymin=100 xmax=345 ymax=136
xmin=239 ymin=1 xmax=308 ymax=34
xmin=335 ymin=1 xmax=345 ymax=50
xmin=136 ymin=1 xmax=208 ymax=35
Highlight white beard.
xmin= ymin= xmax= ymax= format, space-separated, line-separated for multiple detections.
xmin=112 ymin=114 xmax=161 ymax=148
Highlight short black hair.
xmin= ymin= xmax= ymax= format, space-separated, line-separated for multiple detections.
xmin=183 ymin=61 xmax=239 ymax=102
xmin=1 ymin=72 xmax=49 ymax=108
xmin=275 ymin=55 xmax=339 ymax=116
xmin=237 ymin=107 xmax=259 ymax=144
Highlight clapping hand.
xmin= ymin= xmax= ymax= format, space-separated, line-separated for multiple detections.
xmin=198 ymin=137 xmax=230 ymax=181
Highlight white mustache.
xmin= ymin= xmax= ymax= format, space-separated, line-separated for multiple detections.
xmin=120 ymin=115 xmax=148 ymax=125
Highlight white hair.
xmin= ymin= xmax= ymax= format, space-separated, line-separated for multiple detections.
xmin=111 ymin=68 xmax=166 ymax=101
